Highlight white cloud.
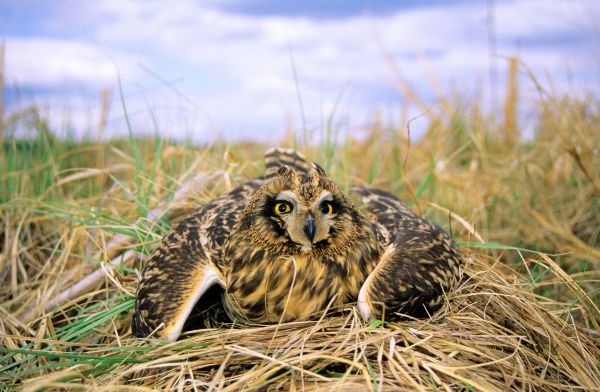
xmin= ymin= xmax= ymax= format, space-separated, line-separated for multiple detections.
xmin=4 ymin=38 xmax=140 ymax=88
xmin=3 ymin=0 xmax=599 ymax=143
xmin=494 ymin=0 xmax=594 ymax=39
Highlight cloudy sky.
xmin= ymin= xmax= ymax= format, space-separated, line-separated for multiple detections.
xmin=1 ymin=0 xmax=598 ymax=143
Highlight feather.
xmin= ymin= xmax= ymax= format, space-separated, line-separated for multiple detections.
xmin=264 ymin=147 xmax=310 ymax=178
xmin=353 ymin=186 xmax=463 ymax=320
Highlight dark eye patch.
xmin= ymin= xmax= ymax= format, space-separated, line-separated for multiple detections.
xmin=265 ymin=197 xmax=293 ymax=217
xmin=264 ymin=196 xmax=280 ymax=217
xmin=323 ymin=196 xmax=345 ymax=215
xmin=263 ymin=196 xmax=291 ymax=238
xmin=321 ymin=201 xmax=334 ymax=214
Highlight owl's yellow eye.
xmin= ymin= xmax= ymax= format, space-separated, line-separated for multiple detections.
xmin=321 ymin=201 xmax=334 ymax=214
xmin=274 ymin=202 xmax=292 ymax=215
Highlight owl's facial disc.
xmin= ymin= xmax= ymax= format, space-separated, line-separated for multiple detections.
xmin=273 ymin=190 xmax=336 ymax=249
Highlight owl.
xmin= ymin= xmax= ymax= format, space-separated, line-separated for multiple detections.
xmin=132 ymin=148 xmax=462 ymax=341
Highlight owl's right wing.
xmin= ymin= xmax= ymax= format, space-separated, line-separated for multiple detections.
xmin=352 ymin=186 xmax=463 ymax=320
xmin=132 ymin=180 xmax=261 ymax=341
xmin=133 ymin=148 xmax=309 ymax=340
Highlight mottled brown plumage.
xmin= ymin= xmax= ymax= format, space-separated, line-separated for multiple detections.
xmin=132 ymin=148 xmax=463 ymax=341
xmin=222 ymin=163 xmax=381 ymax=324
xmin=353 ymin=187 xmax=463 ymax=319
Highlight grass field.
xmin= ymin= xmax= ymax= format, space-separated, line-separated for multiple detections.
xmin=0 ymin=72 xmax=599 ymax=390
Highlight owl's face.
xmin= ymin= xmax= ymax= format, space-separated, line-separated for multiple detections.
xmin=270 ymin=185 xmax=336 ymax=249
xmin=240 ymin=164 xmax=361 ymax=254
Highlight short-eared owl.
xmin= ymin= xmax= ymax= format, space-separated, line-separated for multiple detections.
xmin=132 ymin=148 xmax=462 ymax=341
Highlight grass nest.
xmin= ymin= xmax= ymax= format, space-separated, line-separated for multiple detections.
xmin=1 ymin=250 xmax=598 ymax=391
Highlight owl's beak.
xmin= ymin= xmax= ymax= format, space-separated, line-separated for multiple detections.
xmin=304 ymin=214 xmax=316 ymax=242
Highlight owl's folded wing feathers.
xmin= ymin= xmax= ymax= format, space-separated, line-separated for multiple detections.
xmin=352 ymin=186 xmax=463 ymax=320
xmin=132 ymin=180 xmax=261 ymax=340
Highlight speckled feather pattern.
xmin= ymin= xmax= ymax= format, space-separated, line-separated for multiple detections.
xmin=131 ymin=179 xmax=262 ymax=337
xmin=353 ymin=187 xmax=463 ymax=319
xmin=132 ymin=148 xmax=463 ymax=339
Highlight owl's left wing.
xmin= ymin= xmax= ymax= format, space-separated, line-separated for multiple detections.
xmin=352 ymin=186 xmax=463 ymax=320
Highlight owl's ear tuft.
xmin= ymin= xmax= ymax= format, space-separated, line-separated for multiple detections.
xmin=311 ymin=162 xmax=327 ymax=177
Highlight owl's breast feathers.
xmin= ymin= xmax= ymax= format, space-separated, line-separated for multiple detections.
xmin=223 ymin=226 xmax=382 ymax=323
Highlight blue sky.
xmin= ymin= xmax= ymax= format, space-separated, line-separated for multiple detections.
xmin=1 ymin=0 xmax=599 ymax=143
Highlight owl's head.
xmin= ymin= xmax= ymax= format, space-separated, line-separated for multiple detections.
xmin=239 ymin=163 xmax=364 ymax=254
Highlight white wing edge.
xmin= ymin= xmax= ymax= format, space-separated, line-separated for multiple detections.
xmin=357 ymin=243 xmax=397 ymax=322
xmin=164 ymin=266 xmax=225 ymax=342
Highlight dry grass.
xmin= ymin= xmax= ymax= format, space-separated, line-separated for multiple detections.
xmin=1 ymin=71 xmax=599 ymax=390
